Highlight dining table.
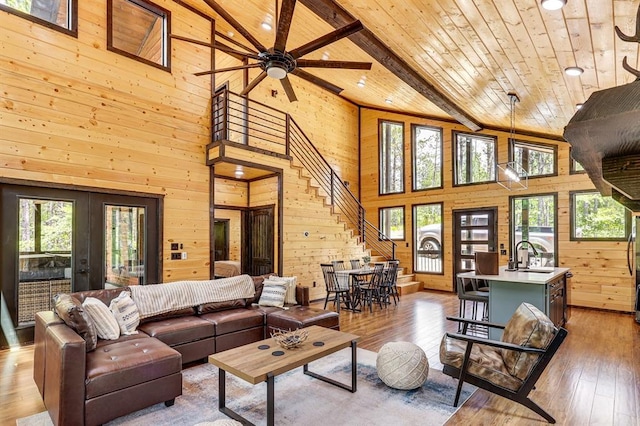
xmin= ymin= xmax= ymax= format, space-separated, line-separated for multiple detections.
xmin=334 ymin=267 xmax=378 ymax=312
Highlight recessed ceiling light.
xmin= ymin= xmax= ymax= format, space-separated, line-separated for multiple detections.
xmin=321 ymin=51 xmax=330 ymax=61
xmin=564 ymin=66 xmax=584 ymax=76
xmin=357 ymin=79 xmax=365 ymax=88
xmin=576 ymin=103 xmax=584 ymax=110
xmin=227 ymin=31 xmax=234 ymax=38
xmin=261 ymin=14 xmax=273 ymax=31
xmin=541 ymin=0 xmax=567 ymax=11
xmin=385 ymin=98 xmax=393 ymax=104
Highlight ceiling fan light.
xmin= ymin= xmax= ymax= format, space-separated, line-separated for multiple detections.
xmin=541 ymin=0 xmax=566 ymax=10
xmin=266 ymin=65 xmax=287 ymax=79
xmin=565 ymin=66 xmax=584 ymax=76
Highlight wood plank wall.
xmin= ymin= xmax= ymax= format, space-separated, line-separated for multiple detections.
xmin=359 ymin=108 xmax=636 ymax=313
xmin=1 ymin=4 xmax=363 ymax=294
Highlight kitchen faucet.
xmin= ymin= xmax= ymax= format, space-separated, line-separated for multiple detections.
xmin=514 ymin=240 xmax=539 ymax=269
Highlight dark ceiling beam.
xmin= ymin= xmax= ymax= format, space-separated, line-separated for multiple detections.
xmin=298 ymin=0 xmax=482 ymax=132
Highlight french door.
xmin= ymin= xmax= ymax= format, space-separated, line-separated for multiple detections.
xmin=453 ymin=207 xmax=498 ymax=289
xmin=0 ymin=184 xmax=161 ymax=348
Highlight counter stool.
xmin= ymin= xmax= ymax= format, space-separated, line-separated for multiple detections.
xmin=456 ymin=277 xmax=489 ymax=333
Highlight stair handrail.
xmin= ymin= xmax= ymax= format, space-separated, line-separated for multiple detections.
xmin=212 ymin=89 xmax=396 ymax=260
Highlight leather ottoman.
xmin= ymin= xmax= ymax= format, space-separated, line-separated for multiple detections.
xmin=266 ymin=306 xmax=340 ymax=334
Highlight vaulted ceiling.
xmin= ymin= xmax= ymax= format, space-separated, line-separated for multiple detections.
xmin=183 ymin=0 xmax=640 ymax=138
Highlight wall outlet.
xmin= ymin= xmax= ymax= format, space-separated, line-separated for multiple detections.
xmin=170 ymin=253 xmax=181 ymax=260
xmin=500 ymin=249 xmax=507 ymax=255
xmin=181 ymin=252 xmax=187 ymax=260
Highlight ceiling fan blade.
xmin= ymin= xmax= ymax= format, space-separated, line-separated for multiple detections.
xmin=240 ymin=71 xmax=268 ymax=96
xmin=289 ymin=20 xmax=364 ymax=59
xmin=291 ymin=69 xmax=343 ymax=95
xmin=274 ymin=0 xmax=296 ymax=52
xmin=280 ymin=76 xmax=298 ymax=102
xmin=195 ymin=64 xmax=262 ymax=76
xmin=296 ymin=59 xmax=372 ymax=70
xmin=203 ymin=0 xmax=268 ymax=53
xmin=214 ymin=42 xmax=261 ymax=60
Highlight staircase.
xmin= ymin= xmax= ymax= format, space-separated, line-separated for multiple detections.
xmin=212 ymin=89 xmax=422 ymax=294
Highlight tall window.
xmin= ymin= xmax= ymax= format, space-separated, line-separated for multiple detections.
xmin=379 ymin=207 xmax=405 ymax=240
xmin=510 ymin=140 xmax=557 ymax=178
xmin=0 ymin=0 xmax=77 ymax=35
xmin=412 ymin=124 xmax=442 ymax=190
xmin=570 ymin=151 xmax=585 ymax=174
xmin=414 ymin=203 xmax=443 ymax=274
xmin=379 ymin=120 xmax=404 ymax=194
xmin=108 ymin=0 xmax=171 ymax=70
xmin=511 ymin=194 xmax=557 ymax=267
xmin=453 ymin=132 xmax=496 ymax=185
xmin=571 ymin=191 xmax=630 ymax=240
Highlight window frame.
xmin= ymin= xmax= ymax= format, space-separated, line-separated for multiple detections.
xmin=412 ymin=201 xmax=444 ymax=275
xmin=378 ymin=119 xmax=405 ymax=195
xmin=411 ymin=124 xmax=443 ymax=192
xmin=569 ymin=148 xmax=586 ymax=174
xmin=509 ymin=139 xmax=558 ymax=179
xmin=0 ymin=0 xmax=78 ymax=37
xmin=569 ymin=190 xmax=631 ymax=241
xmin=452 ymin=131 xmax=497 ymax=187
xmin=509 ymin=192 xmax=558 ymax=267
xmin=107 ymin=0 xmax=171 ymax=71
xmin=379 ymin=206 xmax=405 ymax=241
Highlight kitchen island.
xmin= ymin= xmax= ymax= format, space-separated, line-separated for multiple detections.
xmin=458 ymin=266 xmax=570 ymax=338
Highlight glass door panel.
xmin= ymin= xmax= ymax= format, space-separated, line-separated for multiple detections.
xmin=453 ymin=208 xmax=497 ymax=290
xmin=17 ymin=199 xmax=74 ymax=326
xmin=104 ymin=205 xmax=146 ymax=288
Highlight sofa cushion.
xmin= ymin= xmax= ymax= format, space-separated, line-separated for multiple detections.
xmin=82 ymin=297 xmax=120 ymax=340
xmin=139 ymin=307 xmax=196 ymax=324
xmin=71 ymin=287 xmax=131 ymax=306
xmin=53 ymin=294 xmax=98 ymax=352
xmin=266 ymin=306 xmax=340 ymax=333
xmin=200 ymin=308 xmax=265 ymax=335
xmin=137 ymin=315 xmax=215 ymax=347
xmin=85 ymin=337 xmax=181 ymax=399
xmin=197 ymin=298 xmax=246 ymax=315
xmin=501 ymin=302 xmax=556 ymax=381
xmin=109 ymin=291 xmax=140 ymax=335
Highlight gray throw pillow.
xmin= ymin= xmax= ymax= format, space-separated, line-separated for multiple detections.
xmin=53 ymin=294 xmax=98 ymax=352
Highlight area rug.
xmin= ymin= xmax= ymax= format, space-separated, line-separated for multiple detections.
xmin=18 ymin=348 xmax=475 ymax=426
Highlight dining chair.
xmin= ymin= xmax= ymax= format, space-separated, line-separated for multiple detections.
xmin=357 ymin=263 xmax=385 ymax=313
xmin=332 ymin=260 xmax=346 ymax=271
xmin=320 ymin=263 xmax=352 ymax=313
xmin=349 ymin=259 xmax=361 ymax=269
xmin=380 ymin=260 xmax=400 ymax=306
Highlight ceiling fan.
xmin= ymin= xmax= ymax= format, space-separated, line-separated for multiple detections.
xmin=191 ymin=0 xmax=373 ymax=102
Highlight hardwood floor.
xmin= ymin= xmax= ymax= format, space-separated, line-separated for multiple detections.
xmin=1 ymin=290 xmax=638 ymax=425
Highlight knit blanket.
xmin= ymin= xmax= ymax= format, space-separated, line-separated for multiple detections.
xmin=130 ymin=274 xmax=255 ymax=319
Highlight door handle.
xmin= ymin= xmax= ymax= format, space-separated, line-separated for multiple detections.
xmin=627 ymin=232 xmax=634 ymax=276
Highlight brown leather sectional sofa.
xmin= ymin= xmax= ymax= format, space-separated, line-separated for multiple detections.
xmin=33 ymin=276 xmax=339 ymax=426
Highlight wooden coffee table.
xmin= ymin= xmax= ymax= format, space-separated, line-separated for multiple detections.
xmin=208 ymin=325 xmax=360 ymax=426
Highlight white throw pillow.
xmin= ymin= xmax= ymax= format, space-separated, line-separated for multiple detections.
xmin=258 ymin=282 xmax=287 ymax=308
xmin=269 ymin=275 xmax=297 ymax=305
xmin=82 ymin=297 xmax=120 ymax=340
xmin=109 ymin=291 xmax=140 ymax=335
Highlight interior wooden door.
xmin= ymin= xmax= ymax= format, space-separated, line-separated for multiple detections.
xmin=244 ymin=206 xmax=274 ymax=276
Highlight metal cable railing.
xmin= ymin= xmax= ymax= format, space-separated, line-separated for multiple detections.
xmin=212 ymin=89 xmax=396 ymax=260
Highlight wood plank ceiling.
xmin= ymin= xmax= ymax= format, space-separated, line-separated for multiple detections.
xmin=179 ymin=0 xmax=640 ymax=138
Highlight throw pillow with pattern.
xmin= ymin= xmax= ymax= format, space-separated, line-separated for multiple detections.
xmin=109 ymin=291 xmax=140 ymax=335
xmin=82 ymin=297 xmax=120 ymax=340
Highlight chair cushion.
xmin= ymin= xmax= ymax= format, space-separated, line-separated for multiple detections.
xmin=501 ymin=302 xmax=556 ymax=381
xmin=439 ymin=334 xmax=524 ymax=391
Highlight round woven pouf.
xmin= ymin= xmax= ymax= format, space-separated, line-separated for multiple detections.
xmin=376 ymin=341 xmax=429 ymax=390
